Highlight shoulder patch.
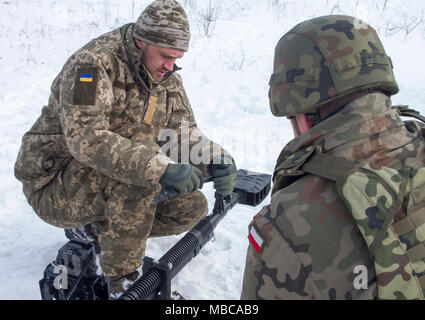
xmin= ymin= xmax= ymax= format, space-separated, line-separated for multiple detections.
xmin=73 ymin=66 xmax=98 ymax=105
xmin=143 ymin=95 xmax=158 ymax=125
xmin=249 ymin=225 xmax=265 ymax=254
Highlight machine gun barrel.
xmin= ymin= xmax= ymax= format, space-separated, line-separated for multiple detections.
xmin=39 ymin=169 xmax=270 ymax=300
xmin=120 ymin=169 xmax=270 ymax=300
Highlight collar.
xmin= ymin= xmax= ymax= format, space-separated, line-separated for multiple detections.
xmin=121 ymin=24 xmax=181 ymax=91
xmin=140 ymin=62 xmax=182 ymax=90
xmin=279 ymin=92 xmax=407 ymax=159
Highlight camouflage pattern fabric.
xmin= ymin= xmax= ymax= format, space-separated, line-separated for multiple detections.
xmin=337 ymin=163 xmax=425 ymax=299
xmin=33 ymin=157 xmax=207 ymax=277
xmin=14 ymin=24 xmax=228 ymax=277
xmin=268 ymin=15 xmax=399 ymax=117
xmin=241 ymin=92 xmax=425 ymax=299
xmin=133 ymin=0 xmax=190 ymax=52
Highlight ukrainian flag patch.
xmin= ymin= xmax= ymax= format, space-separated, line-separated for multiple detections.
xmin=80 ymin=73 xmax=93 ymax=82
xmin=73 ymin=66 xmax=98 ymax=105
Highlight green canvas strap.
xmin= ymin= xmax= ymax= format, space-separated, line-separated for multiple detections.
xmin=120 ymin=23 xmax=133 ymax=39
xmin=419 ymin=275 xmax=425 ymax=291
xmin=406 ymin=243 xmax=425 ymax=263
xmin=392 ymin=204 xmax=425 ymax=291
xmin=393 ymin=207 xmax=425 ymax=235
xmin=393 ymin=105 xmax=425 ymax=124
xmin=367 ymin=168 xmax=409 ymax=256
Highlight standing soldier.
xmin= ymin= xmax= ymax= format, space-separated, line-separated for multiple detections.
xmin=241 ymin=15 xmax=425 ymax=299
xmin=14 ymin=0 xmax=236 ymax=295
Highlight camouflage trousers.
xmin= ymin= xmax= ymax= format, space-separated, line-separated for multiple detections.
xmin=32 ymin=159 xmax=208 ymax=277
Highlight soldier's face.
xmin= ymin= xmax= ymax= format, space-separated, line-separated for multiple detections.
xmin=135 ymin=39 xmax=184 ymax=82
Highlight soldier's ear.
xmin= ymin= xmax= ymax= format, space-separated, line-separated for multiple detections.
xmin=134 ymin=38 xmax=144 ymax=50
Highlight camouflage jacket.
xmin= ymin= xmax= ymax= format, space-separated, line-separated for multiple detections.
xmin=242 ymin=92 xmax=425 ymax=299
xmin=14 ymin=24 xmax=227 ymax=205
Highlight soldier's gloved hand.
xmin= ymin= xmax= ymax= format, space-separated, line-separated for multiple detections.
xmin=159 ymin=163 xmax=204 ymax=195
xmin=210 ymin=156 xmax=237 ymax=196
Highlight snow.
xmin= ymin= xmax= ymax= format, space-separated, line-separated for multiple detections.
xmin=1 ymin=0 xmax=425 ymax=300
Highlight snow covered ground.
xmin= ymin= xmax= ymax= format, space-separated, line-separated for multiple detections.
xmin=1 ymin=0 xmax=425 ymax=300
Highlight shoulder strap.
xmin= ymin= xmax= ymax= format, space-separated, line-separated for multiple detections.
xmin=272 ymin=145 xmax=358 ymax=193
xmin=120 ymin=23 xmax=133 ymax=40
xmin=300 ymin=149 xmax=357 ymax=183
xmin=393 ymin=105 xmax=425 ymax=123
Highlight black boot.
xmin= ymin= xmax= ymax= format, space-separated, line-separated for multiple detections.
xmin=64 ymin=224 xmax=101 ymax=254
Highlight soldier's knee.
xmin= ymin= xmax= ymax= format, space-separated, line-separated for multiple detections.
xmin=153 ymin=190 xmax=208 ymax=235
xmin=192 ymin=190 xmax=208 ymax=217
xmin=32 ymin=186 xmax=77 ymax=229
xmin=32 ymin=159 xmax=113 ymax=229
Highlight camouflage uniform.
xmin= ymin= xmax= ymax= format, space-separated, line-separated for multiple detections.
xmin=242 ymin=92 xmax=425 ymax=299
xmin=241 ymin=15 xmax=425 ymax=299
xmin=14 ymin=20 xmax=229 ymax=277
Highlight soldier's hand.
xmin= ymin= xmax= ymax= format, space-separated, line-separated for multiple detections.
xmin=159 ymin=163 xmax=204 ymax=195
xmin=210 ymin=156 xmax=237 ymax=196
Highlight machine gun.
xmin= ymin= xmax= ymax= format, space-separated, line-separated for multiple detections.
xmin=39 ymin=239 xmax=109 ymax=300
xmin=39 ymin=169 xmax=271 ymax=300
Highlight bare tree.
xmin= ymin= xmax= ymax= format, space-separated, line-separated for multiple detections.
xmin=385 ymin=9 xmax=425 ymax=40
xmin=195 ymin=0 xmax=220 ymax=38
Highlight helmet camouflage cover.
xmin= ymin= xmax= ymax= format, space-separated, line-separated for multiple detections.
xmin=269 ymin=15 xmax=399 ymax=117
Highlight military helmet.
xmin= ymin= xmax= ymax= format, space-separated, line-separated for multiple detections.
xmin=269 ymin=15 xmax=399 ymax=117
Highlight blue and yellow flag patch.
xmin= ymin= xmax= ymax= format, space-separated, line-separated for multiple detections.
xmin=80 ymin=73 xmax=93 ymax=83
xmin=73 ymin=66 xmax=97 ymax=105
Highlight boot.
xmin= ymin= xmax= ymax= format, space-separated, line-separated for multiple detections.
xmin=109 ymin=270 xmax=140 ymax=298
xmin=64 ymin=224 xmax=100 ymax=253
